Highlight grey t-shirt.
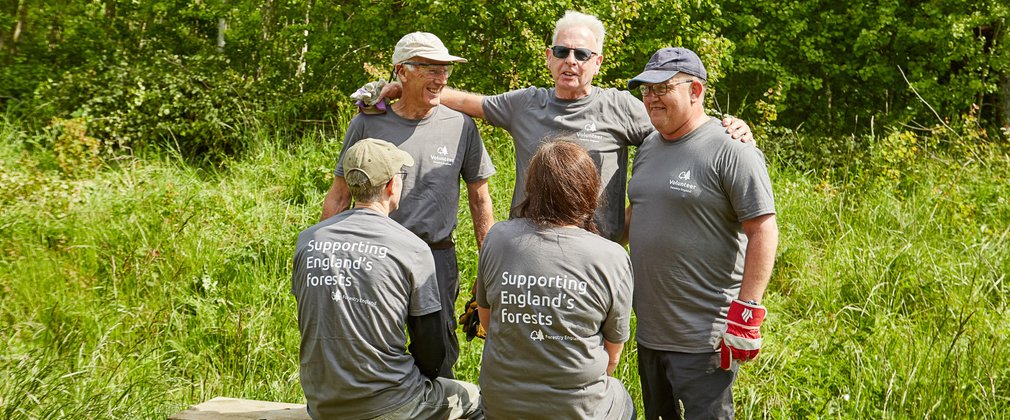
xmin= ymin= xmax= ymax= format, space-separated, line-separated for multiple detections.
xmin=475 ymin=219 xmax=633 ymax=419
xmin=335 ymin=105 xmax=496 ymax=244
xmin=482 ymin=86 xmax=653 ymax=241
xmin=291 ymin=208 xmax=441 ymax=419
xmin=628 ymin=118 xmax=776 ymax=352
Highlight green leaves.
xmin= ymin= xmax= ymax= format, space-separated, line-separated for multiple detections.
xmin=2 ymin=0 xmax=1007 ymax=162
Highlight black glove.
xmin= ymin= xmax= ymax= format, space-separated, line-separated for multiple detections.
xmin=458 ymin=293 xmax=486 ymax=341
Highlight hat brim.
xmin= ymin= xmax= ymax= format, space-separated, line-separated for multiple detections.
xmin=627 ymin=70 xmax=680 ymax=90
xmin=411 ymin=53 xmax=467 ymax=63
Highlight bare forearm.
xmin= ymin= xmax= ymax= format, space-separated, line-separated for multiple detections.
xmin=740 ymin=214 xmax=778 ymax=303
xmin=466 ymin=180 xmax=494 ymax=248
xmin=441 ymin=87 xmax=486 ymax=119
xmin=321 ymin=177 xmax=351 ymax=221
xmin=604 ymin=340 xmax=624 ymax=376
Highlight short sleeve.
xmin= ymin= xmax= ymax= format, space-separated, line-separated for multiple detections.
xmin=459 ymin=116 xmax=496 ymax=183
xmin=482 ymin=87 xmax=534 ymax=130
xmin=601 ymin=249 xmax=634 ymax=343
xmin=719 ymin=144 xmax=776 ymax=222
xmin=621 ymin=91 xmax=653 ymax=147
xmin=408 ymin=246 xmax=442 ymax=316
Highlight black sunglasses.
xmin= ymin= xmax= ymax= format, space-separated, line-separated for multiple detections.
xmin=550 ymin=45 xmax=597 ymax=62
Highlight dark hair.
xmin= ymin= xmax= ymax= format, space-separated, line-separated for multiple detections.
xmin=517 ymin=140 xmax=600 ymax=233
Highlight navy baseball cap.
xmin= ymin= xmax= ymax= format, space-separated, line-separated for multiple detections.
xmin=627 ymin=47 xmax=708 ymax=89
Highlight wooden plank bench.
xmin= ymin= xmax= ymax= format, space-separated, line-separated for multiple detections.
xmin=169 ymin=397 xmax=310 ymax=420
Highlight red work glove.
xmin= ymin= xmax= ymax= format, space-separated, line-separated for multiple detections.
xmin=720 ymin=299 xmax=766 ymax=370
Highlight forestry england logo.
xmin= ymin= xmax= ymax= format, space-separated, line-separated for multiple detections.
xmin=331 ymin=290 xmax=343 ymax=301
xmin=576 ymin=120 xmax=602 ymax=142
xmin=669 ymin=169 xmax=698 ymax=194
xmin=530 ymin=329 xmax=545 ymax=341
xmin=430 ymin=145 xmax=454 ymax=166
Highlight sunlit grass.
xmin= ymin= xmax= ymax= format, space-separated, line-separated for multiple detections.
xmin=1 ymin=116 xmax=1008 ymax=418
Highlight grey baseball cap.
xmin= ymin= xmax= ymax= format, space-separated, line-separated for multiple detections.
xmin=392 ymin=32 xmax=467 ymax=65
xmin=344 ymin=138 xmax=414 ymax=186
xmin=627 ymin=47 xmax=708 ymax=89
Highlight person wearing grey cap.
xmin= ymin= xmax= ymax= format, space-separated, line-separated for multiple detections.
xmin=295 ymin=138 xmax=483 ymax=420
xmin=321 ymin=32 xmax=496 ymax=379
xmin=376 ymin=11 xmax=753 ymax=243
xmin=625 ymin=47 xmax=779 ymax=420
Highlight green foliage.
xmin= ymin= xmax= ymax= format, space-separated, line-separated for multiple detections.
xmin=35 ymin=53 xmax=266 ymax=161
xmin=49 ymin=117 xmax=102 ymax=178
xmin=5 ymin=0 xmax=1008 ymax=162
xmin=719 ymin=0 xmax=1010 ymax=134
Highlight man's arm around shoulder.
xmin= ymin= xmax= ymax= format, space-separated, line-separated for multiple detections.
xmin=380 ymin=82 xmax=486 ymax=119
xmin=441 ymin=87 xmax=486 ymax=120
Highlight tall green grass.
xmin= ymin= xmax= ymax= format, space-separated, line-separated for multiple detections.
xmin=1 ymin=115 xmax=1008 ymax=418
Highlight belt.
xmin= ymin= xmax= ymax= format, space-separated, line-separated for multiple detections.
xmin=428 ymin=237 xmax=455 ymax=250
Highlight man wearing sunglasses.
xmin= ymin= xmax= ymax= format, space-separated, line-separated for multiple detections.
xmin=321 ymin=32 xmax=496 ymax=380
xmin=379 ymin=11 xmax=752 ymax=244
xmin=626 ymin=47 xmax=778 ymax=420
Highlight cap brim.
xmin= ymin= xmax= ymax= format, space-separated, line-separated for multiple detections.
xmin=413 ymin=53 xmax=467 ymax=63
xmin=627 ymin=70 xmax=680 ymax=89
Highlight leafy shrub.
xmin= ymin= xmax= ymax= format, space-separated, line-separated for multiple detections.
xmin=48 ymin=117 xmax=102 ymax=178
xmin=35 ymin=52 xmax=266 ymax=161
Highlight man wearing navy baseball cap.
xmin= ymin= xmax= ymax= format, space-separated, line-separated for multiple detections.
xmin=625 ymin=47 xmax=779 ymax=419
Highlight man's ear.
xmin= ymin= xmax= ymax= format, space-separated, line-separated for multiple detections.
xmin=394 ymin=64 xmax=405 ymax=81
xmin=384 ymin=176 xmax=399 ymax=197
xmin=691 ymin=80 xmax=704 ymax=101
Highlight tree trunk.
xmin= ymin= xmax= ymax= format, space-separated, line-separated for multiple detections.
xmin=12 ymin=0 xmax=26 ymax=53
xmin=1001 ymin=23 xmax=1010 ymax=131
xmin=1000 ymin=72 xmax=1010 ymax=130
xmin=295 ymin=0 xmax=312 ymax=92
xmin=217 ymin=18 xmax=226 ymax=53
xmin=104 ymin=0 xmax=115 ymax=19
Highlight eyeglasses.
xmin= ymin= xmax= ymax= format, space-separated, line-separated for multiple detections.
xmin=396 ymin=171 xmax=408 ymax=180
xmin=402 ymin=62 xmax=453 ymax=78
xmin=550 ymin=45 xmax=598 ymax=62
xmin=639 ymin=80 xmax=694 ymax=97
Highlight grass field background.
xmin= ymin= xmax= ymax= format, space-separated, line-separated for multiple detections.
xmin=1 ymin=113 xmax=1008 ymax=418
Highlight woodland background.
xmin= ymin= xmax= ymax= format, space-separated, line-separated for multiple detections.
xmin=2 ymin=1 xmax=1009 ymax=418
xmin=2 ymin=0 xmax=1008 ymax=157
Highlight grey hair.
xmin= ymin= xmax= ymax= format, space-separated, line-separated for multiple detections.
xmin=345 ymin=171 xmax=385 ymax=204
xmin=552 ymin=11 xmax=606 ymax=53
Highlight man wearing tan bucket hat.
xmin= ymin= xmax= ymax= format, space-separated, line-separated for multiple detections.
xmin=297 ymin=138 xmax=483 ymax=419
xmin=321 ymin=32 xmax=496 ymax=379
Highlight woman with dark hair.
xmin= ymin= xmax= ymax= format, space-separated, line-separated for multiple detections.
xmin=475 ymin=140 xmax=635 ymax=419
